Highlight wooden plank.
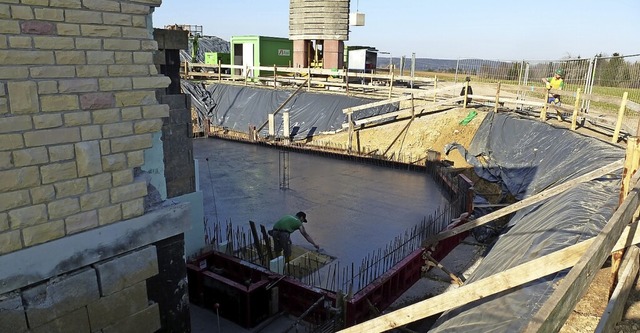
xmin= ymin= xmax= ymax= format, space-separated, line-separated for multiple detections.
xmin=595 ymin=246 xmax=640 ymax=333
xmin=338 ymin=222 xmax=640 ymax=333
xmin=424 ymin=159 xmax=624 ymax=246
xmin=344 ymin=84 xmax=462 ymax=114
xmin=612 ymin=91 xmax=629 ymax=143
xmin=523 ymin=170 xmax=640 ymax=333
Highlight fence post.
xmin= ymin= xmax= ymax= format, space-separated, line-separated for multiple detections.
xmin=612 ymin=91 xmax=629 ymax=143
xmin=217 ymin=60 xmax=221 ymax=81
xmin=273 ymin=64 xmax=277 ymax=89
xmin=463 ymin=81 xmax=469 ymax=109
xmin=388 ymin=65 xmax=394 ymax=99
xmin=494 ymin=82 xmax=501 ymax=113
xmin=433 ymin=75 xmax=438 ymax=102
xmin=570 ymin=88 xmax=582 ymax=131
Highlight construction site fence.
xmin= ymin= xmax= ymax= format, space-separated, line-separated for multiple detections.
xmin=449 ymin=54 xmax=640 ymax=114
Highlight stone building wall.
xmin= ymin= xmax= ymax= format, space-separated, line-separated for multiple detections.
xmin=0 ymin=0 xmax=190 ymax=332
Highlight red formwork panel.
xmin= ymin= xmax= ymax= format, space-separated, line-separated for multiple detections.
xmin=345 ymin=248 xmax=425 ymax=326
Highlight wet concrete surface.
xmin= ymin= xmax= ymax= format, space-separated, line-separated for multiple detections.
xmin=193 ymin=137 xmax=448 ymax=270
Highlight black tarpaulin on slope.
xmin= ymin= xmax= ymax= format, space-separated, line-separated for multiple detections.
xmin=182 ymin=81 xmax=399 ymax=139
xmin=430 ymin=112 xmax=624 ymax=332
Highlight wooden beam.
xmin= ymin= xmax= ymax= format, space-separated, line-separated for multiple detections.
xmin=424 ymin=159 xmax=624 ymax=246
xmin=612 ymin=91 xmax=629 ymax=144
xmin=595 ymin=245 xmax=640 ymax=333
xmin=338 ymin=221 xmax=640 ymax=333
xmin=571 ymin=88 xmax=582 ymax=131
xmin=343 ymin=84 xmax=462 ymax=114
xmin=523 ymin=170 xmax=640 ymax=333
xmin=256 ymin=78 xmax=308 ymax=132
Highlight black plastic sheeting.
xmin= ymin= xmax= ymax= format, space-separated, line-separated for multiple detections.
xmin=180 ymin=35 xmax=230 ymax=63
xmin=182 ymin=81 xmax=399 ymax=139
xmin=431 ymin=112 xmax=624 ymax=332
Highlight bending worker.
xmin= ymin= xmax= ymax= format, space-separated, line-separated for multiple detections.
xmin=270 ymin=212 xmax=319 ymax=259
xmin=542 ymin=68 xmax=565 ymax=120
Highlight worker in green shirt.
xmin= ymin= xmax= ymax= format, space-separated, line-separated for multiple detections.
xmin=269 ymin=212 xmax=319 ymax=259
xmin=542 ymin=68 xmax=566 ymax=120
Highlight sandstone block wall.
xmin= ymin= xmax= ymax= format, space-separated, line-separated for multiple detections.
xmin=0 ymin=246 xmax=161 ymax=333
xmin=0 ymin=0 xmax=169 ymax=255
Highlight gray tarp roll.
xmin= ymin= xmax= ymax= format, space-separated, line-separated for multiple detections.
xmin=431 ymin=112 xmax=624 ymax=332
xmin=181 ymin=81 xmax=399 ymax=139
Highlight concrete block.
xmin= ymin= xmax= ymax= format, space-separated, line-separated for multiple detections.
xmin=142 ymin=104 xmax=169 ymax=119
xmin=132 ymin=76 xmax=170 ymax=89
xmin=0 ymin=230 xmax=22 ymax=255
xmin=87 ymin=281 xmax=148 ymax=330
xmin=80 ymin=24 xmax=121 ymax=38
xmin=34 ymin=8 xmax=64 ymax=21
xmin=0 ymin=189 xmax=30 ymax=212
xmin=37 ymin=80 xmax=58 ymax=94
xmin=8 ymin=36 xmax=32 ymax=48
xmin=76 ymin=64 xmax=108 ymax=77
xmin=0 ymin=133 xmax=24 ymax=150
xmin=33 ymin=36 xmax=74 ymax=50
xmin=59 ymin=78 xmax=98 ymax=93
xmin=32 ymin=113 xmax=63 ymax=129
xmin=99 ymin=77 xmax=132 ymax=91
xmin=88 ymin=173 xmax=112 ymax=191
xmin=82 ymin=0 xmax=120 ymax=12
xmin=92 ymin=108 xmax=121 ymax=124
xmin=80 ymin=125 xmax=102 ymax=141
xmin=126 ymin=150 xmax=145 ymax=168
xmin=29 ymin=307 xmax=90 ymax=333
xmin=94 ymin=245 xmax=158 ymax=296
xmin=75 ymin=37 xmax=101 ymax=50
xmin=103 ymin=12 xmax=132 ymax=26
xmin=8 ymin=204 xmax=47 ymax=229
xmin=0 ymin=67 xmax=29 ymax=80
xmin=97 ymin=204 xmax=121 ymax=225
xmin=22 ymin=219 xmax=65 ymax=246
xmin=10 ymin=5 xmax=34 ymax=20
xmin=121 ymin=198 xmax=144 ymax=219
xmin=101 ymin=153 xmax=127 ymax=172
xmin=80 ymin=92 xmax=115 ymax=110
xmin=100 ymin=139 xmax=110 ymax=155
xmin=65 ymin=209 xmax=98 ymax=234
xmin=134 ymin=119 xmax=162 ymax=134
xmin=153 ymin=29 xmax=188 ymax=50
xmin=0 ymin=292 xmax=27 ymax=333
xmin=39 ymin=94 xmax=79 ymax=112
xmin=122 ymin=27 xmax=149 ymax=39
xmin=103 ymin=303 xmax=161 ymax=333
xmin=121 ymin=106 xmax=142 ymax=120
xmin=24 ymin=127 xmax=80 ymax=147
xmin=159 ymin=93 xmax=188 ymax=110
xmin=48 ymin=144 xmax=75 ymax=162
xmin=103 ymin=122 xmax=133 ymax=138
xmin=110 ymin=133 xmax=152 ymax=153
xmin=40 ymin=161 xmax=78 ymax=184
xmin=7 ymin=81 xmax=39 ymax=114
xmin=111 ymin=169 xmax=133 ymax=187
xmin=64 ymin=9 xmax=101 ymax=24
xmin=104 ymin=39 xmax=140 ymax=51
xmin=121 ymin=3 xmax=150 ymax=15
xmin=47 ymin=197 xmax=80 ymax=219
xmin=30 ymin=65 xmax=75 ymax=78
xmin=30 ymin=185 xmax=55 ymax=205
xmin=22 ymin=268 xmax=99 ymax=328
xmin=115 ymin=51 xmax=132 ymax=64
xmin=0 ymin=115 xmax=32 ymax=133
xmin=88 ymin=51 xmax=115 ymax=65
xmin=114 ymin=90 xmax=157 ymax=107
xmin=167 ymin=108 xmax=191 ymax=125
xmin=134 ymin=51 xmax=153 ymax=65
xmin=80 ymin=189 xmax=109 ymax=211
xmin=55 ymin=50 xmax=86 ymax=65
xmin=12 ymin=147 xmax=48 ymax=167
xmin=56 ymin=23 xmax=80 ymax=36
xmin=110 ymin=181 xmax=147 ymax=204
xmin=50 ymin=0 xmax=82 ymax=7
xmin=0 ymin=166 xmax=40 ymax=192
xmin=131 ymin=15 xmax=147 ymax=28
xmin=63 ymin=111 xmax=92 ymax=126
xmin=53 ymin=178 xmax=87 ymax=198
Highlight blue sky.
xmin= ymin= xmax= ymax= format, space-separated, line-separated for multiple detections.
xmin=153 ymin=0 xmax=640 ymax=61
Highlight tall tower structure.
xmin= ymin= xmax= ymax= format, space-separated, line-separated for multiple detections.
xmin=289 ymin=0 xmax=350 ymax=70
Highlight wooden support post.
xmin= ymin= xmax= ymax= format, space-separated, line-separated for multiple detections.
xmin=347 ymin=112 xmax=354 ymax=152
xmin=541 ymin=88 xmax=549 ymax=121
xmin=596 ymin=246 xmax=640 ymax=333
xmin=260 ymin=225 xmax=273 ymax=260
xmin=218 ymin=60 xmax=221 ymax=81
xmin=612 ymin=91 xmax=629 ymax=143
xmin=571 ymin=88 xmax=582 ymax=131
xmin=244 ymin=65 xmax=249 ymax=86
xmin=411 ymin=94 xmax=415 ymax=118
xmin=388 ymin=65 xmax=394 ymax=99
xmin=424 ymin=252 xmax=465 ymax=286
xmin=273 ymin=64 xmax=277 ymax=89
xmin=345 ymin=68 xmax=350 ymax=95
xmin=183 ymin=61 xmax=189 ymax=79
xmin=611 ymin=137 xmax=638 ymax=295
xmin=433 ymin=75 xmax=438 ymax=102
xmin=249 ymin=221 xmax=264 ymax=265
xmin=463 ymin=81 xmax=469 ymax=109
xmin=307 ymin=67 xmax=311 ymax=91
xmin=494 ymin=82 xmax=501 ymax=113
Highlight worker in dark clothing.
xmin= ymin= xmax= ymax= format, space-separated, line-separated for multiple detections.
xmin=459 ymin=76 xmax=473 ymax=105
xmin=269 ymin=211 xmax=319 ymax=259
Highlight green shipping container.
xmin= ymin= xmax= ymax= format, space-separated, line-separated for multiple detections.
xmin=230 ymin=35 xmax=293 ymax=78
xmin=204 ymin=52 xmax=231 ymax=65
